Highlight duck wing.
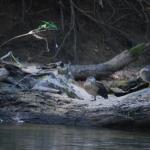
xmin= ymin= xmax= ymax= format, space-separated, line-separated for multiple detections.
xmin=96 ymin=81 xmax=108 ymax=99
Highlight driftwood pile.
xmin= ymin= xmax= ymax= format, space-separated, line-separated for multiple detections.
xmin=0 ymin=42 xmax=150 ymax=128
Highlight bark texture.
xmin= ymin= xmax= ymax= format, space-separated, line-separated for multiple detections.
xmin=0 ymin=88 xmax=150 ymax=128
xmin=70 ymin=43 xmax=149 ymax=79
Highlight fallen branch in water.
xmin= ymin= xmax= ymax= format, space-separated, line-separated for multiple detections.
xmin=0 ymin=60 xmax=149 ymax=128
xmin=0 ymin=86 xmax=150 ymax=128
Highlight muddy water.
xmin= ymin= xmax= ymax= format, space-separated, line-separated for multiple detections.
xmin=0 ymin=124 xmax=150 ymax=150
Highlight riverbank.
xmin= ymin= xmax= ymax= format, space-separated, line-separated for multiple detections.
xmin=0 ymin=58 xmax=149 ymax=129
xmin=1 ymin=84 xmax=150 ymax=129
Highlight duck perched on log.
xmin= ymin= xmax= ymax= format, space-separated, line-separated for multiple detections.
xmin=84 ymin=76 xmax=108 ymax=100
xmin=140 ymin=65 xmax=150 ymax=84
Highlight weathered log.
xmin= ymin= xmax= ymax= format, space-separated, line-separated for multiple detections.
xmin=0 ymin=88 xmax=150 ymax=128
xmin=70 ymin=43 xmax=149 ymax=79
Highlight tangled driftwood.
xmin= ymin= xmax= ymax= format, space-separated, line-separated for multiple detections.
xmin=0 ymin=58 xmax=149 ymax=128
xmin=0 ymin=42 xmax=149 ymax=128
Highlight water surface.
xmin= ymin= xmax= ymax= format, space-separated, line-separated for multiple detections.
xmin=0 ymin=124 xmax=150 ymax=150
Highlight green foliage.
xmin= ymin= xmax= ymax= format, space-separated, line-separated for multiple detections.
xmin=38 ymin=21 xmax=58 ymax=30
xmin=129 ymin=43 xmax=145 ymax=57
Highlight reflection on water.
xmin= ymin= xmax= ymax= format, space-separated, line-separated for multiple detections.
xmin=0 ymin=124 xmax=150 ymax=150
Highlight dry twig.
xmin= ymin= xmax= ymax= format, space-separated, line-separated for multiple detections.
xmin=0 ymin=29 xmax=56 ymax=52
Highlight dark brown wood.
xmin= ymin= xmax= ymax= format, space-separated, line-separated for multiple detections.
xmin=70 ymin=43 xmax=150 ymax=79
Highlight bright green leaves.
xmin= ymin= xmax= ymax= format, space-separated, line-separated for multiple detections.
xmin=38 ymin=21 xmax=58 ymax=30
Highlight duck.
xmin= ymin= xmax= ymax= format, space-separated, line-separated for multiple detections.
xmin=84 ymin=76 xmax=108 ymax=100
xmin=140 ymin=65 xmax=150 ymax=84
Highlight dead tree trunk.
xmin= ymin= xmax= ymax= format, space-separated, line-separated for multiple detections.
xmin=70 ymin=43 xmax=150 ymax=79
xmin=0 ymin=88 xmax=150 ymax=128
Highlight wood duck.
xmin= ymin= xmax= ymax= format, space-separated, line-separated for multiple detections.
xmin=84 ymin=76 xmax=108 ymax=100
xmin=140 ymin=65 xmax=150 ymax=84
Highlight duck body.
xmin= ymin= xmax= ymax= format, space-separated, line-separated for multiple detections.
xmin=140 ymin=65 xmax=150 ymax=83
xmin=84 ymin=76 xmax=108 ymax=100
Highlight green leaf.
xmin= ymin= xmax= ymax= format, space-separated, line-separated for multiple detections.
xmin=38 ymin=21 xmax=58 ymax=30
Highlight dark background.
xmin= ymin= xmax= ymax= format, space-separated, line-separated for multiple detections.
xmin=0 ymin=0 xmax=150 ymax=65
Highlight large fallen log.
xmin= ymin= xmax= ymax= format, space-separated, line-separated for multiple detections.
xmin=0 ymin=59 xmax=150 ymax=128
xmin=70 ymin=43 xmax=150 ymax=79
xmin=0 ymin=88 xmax=150 ymax=128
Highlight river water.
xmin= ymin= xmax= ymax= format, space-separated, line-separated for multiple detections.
xmin=0 ymin=124 xmax=150 ymax=150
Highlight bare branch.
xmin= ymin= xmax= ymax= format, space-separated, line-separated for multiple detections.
xmin=0 ymin=29 xmax=56 ymax=52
